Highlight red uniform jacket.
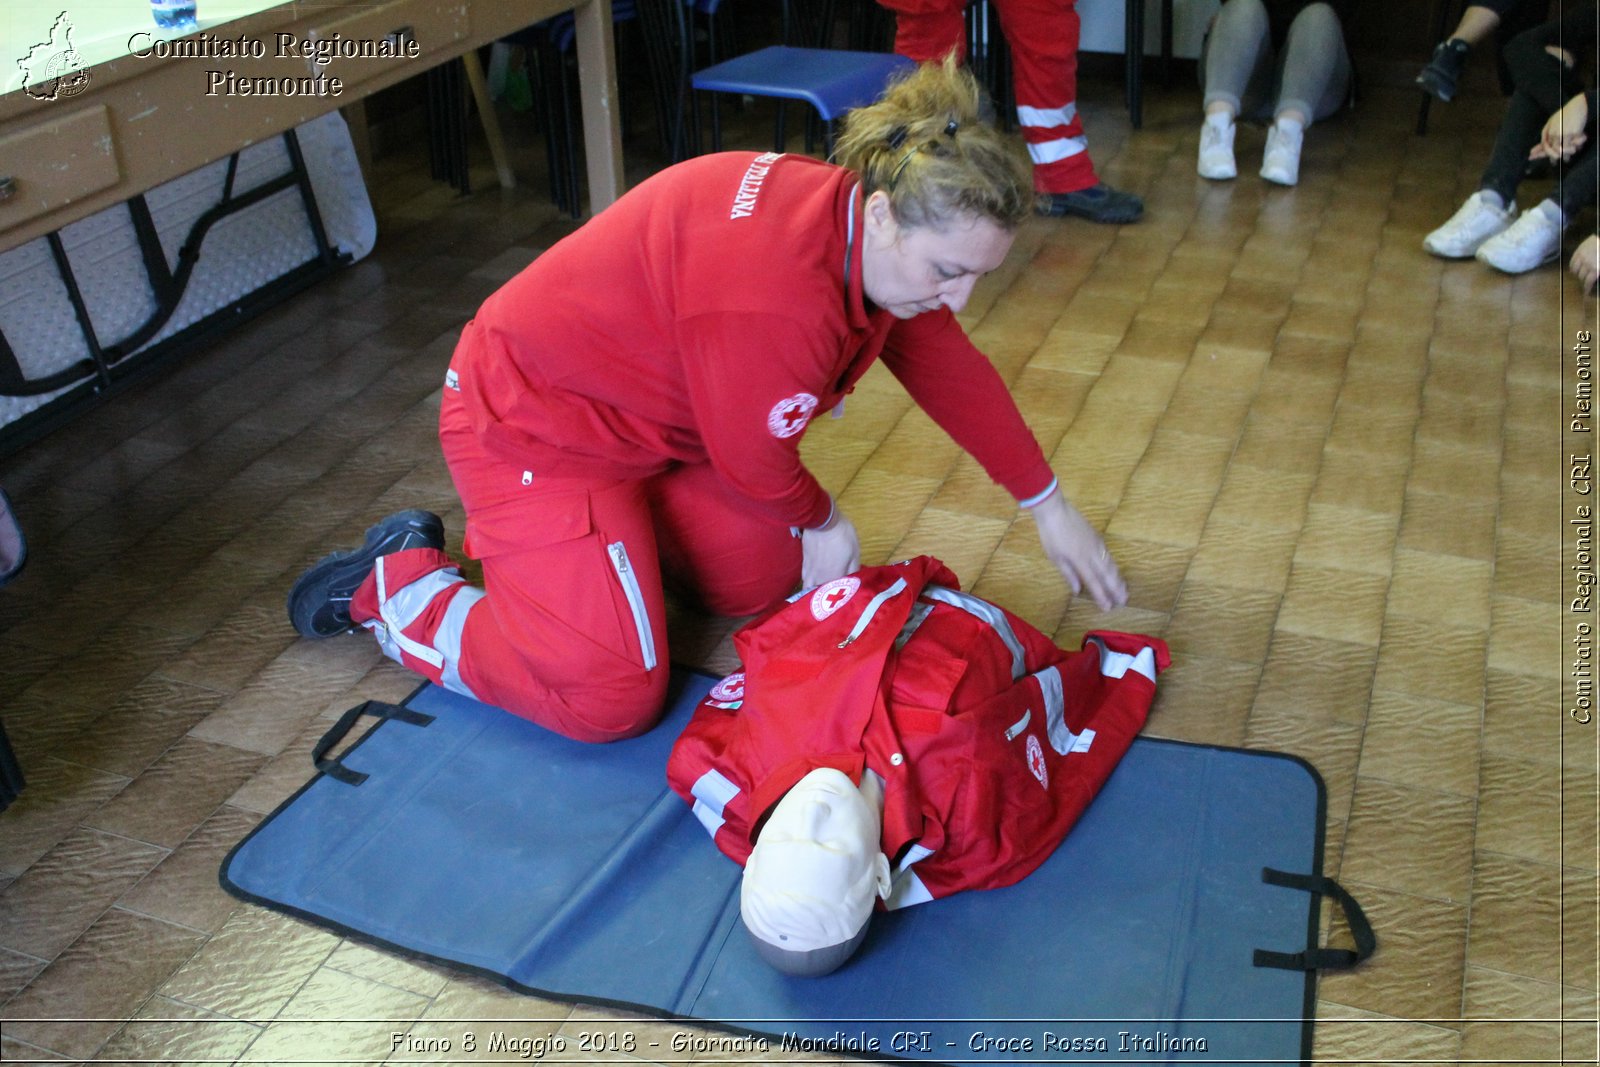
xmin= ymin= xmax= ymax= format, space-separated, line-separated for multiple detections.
xmin=450 ymin=152 xmax=1055 ymax=536
xmin=667 ymin=557 xmax=1169 ymax=908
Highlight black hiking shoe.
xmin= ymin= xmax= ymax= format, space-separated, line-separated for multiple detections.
xmin=1035 ymin=183 xmax=1145 ymax=224
xmin=1416 ymin=39 xmax=1470 ymax=103
xmin=287 ymin=509 xmax=444 ymax=638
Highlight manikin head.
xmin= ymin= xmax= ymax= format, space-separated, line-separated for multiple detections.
xmin=740 ymin=768 xmax=891 ymax=976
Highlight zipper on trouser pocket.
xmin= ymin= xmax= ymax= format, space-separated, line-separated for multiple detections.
xmin=607 ymin=541 xmax=658 ymax=671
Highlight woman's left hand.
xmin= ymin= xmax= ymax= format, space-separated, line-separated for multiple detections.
xmin=1533 ymin=93 xmax=1589 ymax=162
xmin=1029 ymin=489 xmax=1128 ymax=612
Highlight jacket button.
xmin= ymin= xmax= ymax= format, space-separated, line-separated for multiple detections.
xmin=890 ymin=753 xmax=904 ymax=766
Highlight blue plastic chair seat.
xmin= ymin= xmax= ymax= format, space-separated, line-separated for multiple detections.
xmin=691 ymin=46 xmax=915 ymax=122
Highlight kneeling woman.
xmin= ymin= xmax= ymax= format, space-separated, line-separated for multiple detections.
xmin=288 ymin=58 xmax=1127 ymax=742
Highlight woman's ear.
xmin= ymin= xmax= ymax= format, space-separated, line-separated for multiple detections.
xmin=862 ymin=189 xmax=898 ymax=245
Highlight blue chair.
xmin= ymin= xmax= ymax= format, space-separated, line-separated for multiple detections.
xmin=692 ymin=45 xmax=914 ymax=155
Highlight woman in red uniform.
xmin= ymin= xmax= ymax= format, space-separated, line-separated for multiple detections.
xmin=287 ymin=58 xmax=1127 ymax=743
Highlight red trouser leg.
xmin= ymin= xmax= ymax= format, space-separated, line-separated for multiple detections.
xmin=880 ymin=0 xmax=1099 ymax=194
xmin=647 ymin=461 xmax=802 ymax=618
xmin=353 ymin=387 xmax=805 ymax=742
xmin=995 ymin=0 xmax=1098 ymax=193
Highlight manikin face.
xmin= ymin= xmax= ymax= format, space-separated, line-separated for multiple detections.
xmin=741 ymin=768 xmax=891 ymax=953
xmin=859 ymin=190 xmax=1015 ymax=320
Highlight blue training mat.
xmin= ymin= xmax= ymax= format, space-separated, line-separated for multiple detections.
xmin=222 ymin=671 xmax=1341 ymax=1066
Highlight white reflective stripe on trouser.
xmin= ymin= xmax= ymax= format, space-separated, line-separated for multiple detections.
xmin=1028 ymin=135 xmax=1089 ymax=165
xmin=1017 ymin=103 xmax=1077 ymax=129
xmin=1084 ymin=636 xmax=1158 ymax=683
xmin=607 ymin=541 xmax=658 ymax=671
xmin=1034 ymin=664 xmax=1094 ymax=756
xmin=689 ymin=767 xmax=740 ymax=837
xmin=369 ymin=556 xmax=483 ymax=699
xmin=922 ymin=585 xmax=1026 ymax=680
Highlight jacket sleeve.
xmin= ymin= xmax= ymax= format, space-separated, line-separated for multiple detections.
xmin=879 ymin=309 xmax=1056 ymax=505
xmin=676 ymin=310 xmax=840 ymax=529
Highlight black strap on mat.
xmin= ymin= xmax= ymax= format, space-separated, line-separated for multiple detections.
xmin=1253 ymin=867 xmax=1376 ymax=971
xmin=313 ymin=700 xmax=435 ymax=786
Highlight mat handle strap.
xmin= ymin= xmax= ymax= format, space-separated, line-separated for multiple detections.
xmin=313 ymin=700 xmax=435 ymax=786
xmin=1252 ymin=867 xmax=1376 ymax=971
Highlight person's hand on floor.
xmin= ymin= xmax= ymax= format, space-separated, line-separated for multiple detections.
xmin=1572 ymin=234 xmax=1600 ymax=294
xmin=1029 ymin=489 xmax=1128 ymax=611
xmin=800 ymin=513 xmax=861 ymax=589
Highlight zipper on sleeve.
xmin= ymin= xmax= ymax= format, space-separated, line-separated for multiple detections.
xmin=607 ymin=541 xmax=658 ymax=671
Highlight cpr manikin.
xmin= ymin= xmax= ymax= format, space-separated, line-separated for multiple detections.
xmin=740 ymin=768 xmax=891 ymax=976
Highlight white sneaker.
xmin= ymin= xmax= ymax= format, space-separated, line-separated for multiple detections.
xmin=1423 ymin=191 xmax=1516 ymax=258
xmin=1260 ymin=122 xmax=1303 ymax=186
xmin=1475 ymin=205 xmax=1564 ymax=273
xmin=1198 ymin=120 xmax=1236 ymax=180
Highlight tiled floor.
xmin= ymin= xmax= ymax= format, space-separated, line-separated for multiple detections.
xmin=0 ymin=51 xmax=1593 ymax=1066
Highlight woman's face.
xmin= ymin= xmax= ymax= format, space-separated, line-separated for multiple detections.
xmin=859 ymin=190 xmax=1015 ymax=319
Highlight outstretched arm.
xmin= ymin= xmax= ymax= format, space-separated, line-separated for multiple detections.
xmin=1028 ymin=487 xmax=1128 ymax=612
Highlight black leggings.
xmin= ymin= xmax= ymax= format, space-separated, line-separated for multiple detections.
xmin=1480 ymin=17 xmax=1596 ymax=217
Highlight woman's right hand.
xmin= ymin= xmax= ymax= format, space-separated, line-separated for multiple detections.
xmin=1533 ymin=92 xmax=1589 ymax=162
xmin=1573 ymin=234 xmax=1600 ymax=295
xmin=800 ymin=514 xmax=861 ymax=589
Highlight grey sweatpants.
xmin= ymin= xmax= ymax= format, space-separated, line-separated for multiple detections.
xmin=1199 ymin=0 xmax=1351 ymax=126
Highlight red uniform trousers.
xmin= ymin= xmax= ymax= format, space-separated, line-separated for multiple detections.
xmin=882 ymin=0 xmax=1098 ymax=193
xmin=348 ymin=385 xmax=803 ymax=743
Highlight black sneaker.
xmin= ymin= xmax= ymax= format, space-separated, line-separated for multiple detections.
xmin=287 ymin=509 xmax=445 ymax=638
xmin=1416 ymin=39 xmax=1469 ymax=103
xmin=1035 ymin=183 xmax=1144 ymax=224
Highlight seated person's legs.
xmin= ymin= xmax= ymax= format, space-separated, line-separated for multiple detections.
xmin=1259 ymin=2 xmax=1351 ymax=186
xmin=1477 ymin=141 xmax=1597 ymax=274
xmin=1196 ymin=0 xmax=1272 ymax=180
xmin=1416 ymin=1 xmax=1512 ymax=102
xmin=1426 ymin=26 xmax=1583 ymax=259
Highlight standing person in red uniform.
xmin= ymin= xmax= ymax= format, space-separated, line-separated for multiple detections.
xmin=287 ymin=58 xmax=1128 ymax=743
xmin=878 ymin=0 xmax=1144 ymax=223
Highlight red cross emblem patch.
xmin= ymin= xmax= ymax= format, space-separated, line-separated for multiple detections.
xmin=709 ymin=672 xmax=746 ymax=704
xmin=767 ymin=393 xmax=819 ymax=439
xmin=1026 ymin=733 xmax=1049 ymax=789
xmin=809 ymin=576 xmax=860 ymax=621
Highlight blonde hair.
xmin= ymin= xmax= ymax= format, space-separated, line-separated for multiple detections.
xmin=833 ymin=54 xmax=1033 ymax=232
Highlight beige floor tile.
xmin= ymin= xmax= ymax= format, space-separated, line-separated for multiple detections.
xmin=1406 ymin=439 xmax=1503 ymax=501
xmin=1250 ymin=369 xmax=1344 ymax=426
xmin=1231 ymin=414 xmax=1330 ymax=474
xmin=1253 ymin=631 xmax=1378 ymax=726
xmin=1340 ymin=778 xmax=1477 ymax=902
xmin=1317 ymin=883 xmax=1468 ymax=1024
xmin=1475 ymin=754 xmax=1566 ymax=867
xmin=0 ymin=907 xmax=207 ymax=1059
xmin=1311 ymin=1005 xmax=1462 ymax=1065
xmin=1356 ymin=690 xmax=1482 ymax=797
xmin=1487 ymin=595 xmax=1561 ymax=677
xmin=83 ymin=737 xmax=267 ymax=850
xmin=1494 ymin=526 xmax=1561 ymax=602
xmin=1105 ymin=479 xmax=1217 ymax=548
xmin=1398 ymin=488 xmax=1499 ymax=560
xmin=158 ymin=905 xmax=340 ymax=1020
xmin=238 ymin=965 xmax=432 ymax=1064
xmin=1140 ymin=654 xmax=1258 ymax=746
xmin=1309 ymin=450 xmax=1410 ymax=516
xmin=1384 ymin=548 xmax=1492 ymax=627
xmin=1164 ymin=582 xmax=1280 ymax=664
xmin=1468 ymin=852 xmax=1563 ymax=985
xmin=1324 ymin=403 xmax=1418 ymax=458
xmin=1185 ymin=519 xmax=1300 ymax=592
xmin=0 ymin=827 xmax=167 ymax=962
xmin=1293 ymin=503 xmax=1399 ymax=576
xmin=1371 ymin=614 xmax=1489 ymax=706
xmin=1206 ymin=466 xmax=1316 ymax=533
xmin=95 ymin=996 xmax=263 ymax=1065
xmin=890 ymin=508 xmax=1011 ymax=584
xmin=1275 ymin=565 xmax=1390 ymax=647
xmin=1244 ymin=704 xmax=1365 ymax=823
xmin=117 ymin=805 xmax=260 ymax=935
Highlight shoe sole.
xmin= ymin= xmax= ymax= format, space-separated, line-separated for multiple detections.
xmin=1475 ymin=246 xmax=1561 ymax=273
xmin=287 ymin=509 xmax=444 ymax=638
xmin=1415 ymin=74 xmax=1455 ymax=103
